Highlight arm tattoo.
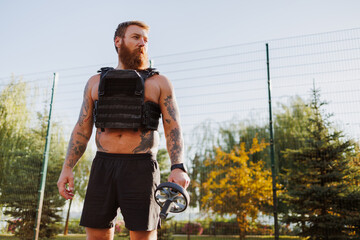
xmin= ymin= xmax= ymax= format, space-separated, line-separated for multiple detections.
xmin=164 ymin=95 xmax=177 ymax=122
xmin=96 ymin=130 xmax=108 ymax=152
xmin=133 ymin=129 xmax=154 ymax=153
xmin=78 ymin=81 xmax=91 ymax=126
xmin=168 ymin=128 xmax=182 ymax=164
xmin=77 ymin=132 xmax=90 ymax=141
xmin=65 ymin=134 xmax=87 ymax=168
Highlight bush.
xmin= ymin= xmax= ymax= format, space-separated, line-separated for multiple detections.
xmin=182 ymin=222 xmax=203 ymax=235
xmin=67 ymin=219 xmax=85 ymax=234
xmin=210 ymin=221 xmax=239 ymax=235
xmin=7 ymin=219 xmax=21 ymax=234
xmin=115 ymin=220 xmax=128 ymax=235
xmin=158 ymin=217 xmax=174 ymax=240
xmin=247 ymin=222 xmax=273 ymax=235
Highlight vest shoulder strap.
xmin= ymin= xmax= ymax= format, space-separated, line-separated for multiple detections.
xmin=139 ymin=68 xmax=160 ymax=80
xmin=97 ymin=67 xmax=114 ymax=74
xmin=98 ymin=67 xmax=115 ymax=96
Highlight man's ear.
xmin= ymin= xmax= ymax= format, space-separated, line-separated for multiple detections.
xmin=114 ymin=36 xmax=122 ymax=49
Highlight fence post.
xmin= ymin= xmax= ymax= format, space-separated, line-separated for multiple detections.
xmin=33 ymin=72 xmax=59 ymax=240
xmin=266 ymin=43 xmax=279 ymax=239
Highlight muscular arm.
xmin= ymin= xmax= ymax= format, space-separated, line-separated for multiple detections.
xmin=159 ymin=76 xmax=190 ymax=189
xmin=57 ymin=77 xmax=95 ymax=199
xmin=160 ymin=80 xmax=184 ymax=165
xmin=65 ymin=79 xmax=94 ymax=167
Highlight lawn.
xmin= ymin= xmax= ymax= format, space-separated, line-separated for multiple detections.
xmin=173 ymin=236 xmax=302 ymax=240
xmin=0 ymin=234 xmax=303 ymax=240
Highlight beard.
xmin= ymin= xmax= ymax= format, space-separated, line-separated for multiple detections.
xmin=119 ymin=40 xmax=149 ymax=70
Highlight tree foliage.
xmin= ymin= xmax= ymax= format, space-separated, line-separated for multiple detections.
xmin=281 ymin=88 xmax=360 ymax=239
xmin=201 ymin=137 xmax=273 ymax=239
xmin=274 ymin=96 xmax=314 ymax=173
xmin=157 ymin=148 xmax=171 ymax=183
xmin=188 ymin=120 xmax=270 ymax=209
xmin=0 ymin=80 xmax=31 ymax=191
xmin=188 ymin=90 xmax=360 ymax=238
xmin=0 ymin=80 xmax=67 ymax=239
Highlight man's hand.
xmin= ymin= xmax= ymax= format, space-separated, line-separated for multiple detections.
xmin=57 ymin=166 xmax=75 ymax=200
xmin=168 ymin=169 xmax=190 ymax=189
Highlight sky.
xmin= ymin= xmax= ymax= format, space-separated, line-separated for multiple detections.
xmin=1 ymin=0 xmax=360 ymax=148
xmin=1 ymin=0 xmax=360 ymax=78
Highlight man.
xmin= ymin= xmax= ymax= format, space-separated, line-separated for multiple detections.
xmin=57 ymin=21 xmax=190 ymax=240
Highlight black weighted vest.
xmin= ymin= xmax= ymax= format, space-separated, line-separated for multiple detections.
xmin=93 ymin=67 xmax=161 ymax=131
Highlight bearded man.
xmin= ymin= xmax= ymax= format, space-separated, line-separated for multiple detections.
xmin=57 ymin=21 xmax=190 ymax=240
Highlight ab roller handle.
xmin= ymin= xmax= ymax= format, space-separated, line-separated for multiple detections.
xmin=154 ymin=182 xmax=190 ymax=219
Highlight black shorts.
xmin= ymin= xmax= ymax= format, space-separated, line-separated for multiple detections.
xmin=80 ymin=151 xmax=161 ymax=231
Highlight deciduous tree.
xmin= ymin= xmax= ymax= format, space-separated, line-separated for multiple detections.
xmin=201 ymin=137 xmax=273 ymax=240
xmin=0 ymin=80 xmax=67 ymax=239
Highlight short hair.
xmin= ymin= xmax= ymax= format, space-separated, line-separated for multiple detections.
xmin=114 ymin=21 xmax=150 ymax=52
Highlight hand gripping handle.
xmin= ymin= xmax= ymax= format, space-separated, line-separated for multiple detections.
xmin=154 ymin=182 xmax=190 ymax=219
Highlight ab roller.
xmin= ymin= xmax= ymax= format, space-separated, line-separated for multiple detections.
xmin=154 ymin=182 xmax=190 ymax=219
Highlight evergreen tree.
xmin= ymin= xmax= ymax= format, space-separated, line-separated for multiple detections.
xmin=274 ymin=96 xmax=314 ymax=175
xmin=274 ymin=96 xmax=314 ymax=215
xmin=282 ymin=88 xmax=360 ymax=239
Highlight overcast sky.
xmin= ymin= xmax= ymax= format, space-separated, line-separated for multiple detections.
xmin=1 ymin=0 xmax=360 ymax=78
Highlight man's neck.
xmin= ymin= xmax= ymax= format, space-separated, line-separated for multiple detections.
xmin=115 ymin=61 xmax=125 ymax=70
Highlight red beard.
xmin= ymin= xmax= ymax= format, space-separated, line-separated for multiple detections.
xmin=119 ymin=41 xmax=149 ymax=70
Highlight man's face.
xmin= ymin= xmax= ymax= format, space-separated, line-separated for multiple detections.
xmin=116 ymin=25 xmax=149 ymax=70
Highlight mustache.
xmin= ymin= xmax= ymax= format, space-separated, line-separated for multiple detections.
xmin=134 ymin=47 xmax=146 ymax=55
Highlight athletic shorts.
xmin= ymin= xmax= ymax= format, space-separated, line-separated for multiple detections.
xmin=79 ymin=151 xmax=161 ymax=231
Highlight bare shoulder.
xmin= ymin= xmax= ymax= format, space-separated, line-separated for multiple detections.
xmin=87 ymin=74 xmax=100 ymax=87
xmin=85 ymin=74 xmax=100 ymax=100
xmin=151 ymin=74 xmax=173 ymax=92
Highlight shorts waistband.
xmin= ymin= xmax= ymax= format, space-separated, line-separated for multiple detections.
xmin=95 ymin=151 xmax=154 ymax=160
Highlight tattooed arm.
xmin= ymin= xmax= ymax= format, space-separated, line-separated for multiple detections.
xmin=57 ymin=76 xmax=96 ymax=199
xmin=159 ymin=75 xmax=190 ymax=189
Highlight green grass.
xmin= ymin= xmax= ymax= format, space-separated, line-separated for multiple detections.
xmin=0 ymin=234 xmax=118 ymax=240
xmin=173 ymin=236 xmax=302 ymax=240
xmin=0 ymin=234 xmax=303 ymax=240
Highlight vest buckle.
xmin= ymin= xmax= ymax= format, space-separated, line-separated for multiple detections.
xmin=135 ymin=90 xmax=143 ymax=96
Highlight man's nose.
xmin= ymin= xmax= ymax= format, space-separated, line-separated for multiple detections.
xmin=139 ymin=38 xmax=146 ymax=46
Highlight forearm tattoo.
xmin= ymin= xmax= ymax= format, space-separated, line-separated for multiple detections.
xmin=163 ymin=94 xmax=183 ymax=164
xmin=78 ymin=81 xmax=91 ymax=126
xmin=77 ymin=132 xmax=90 ymax=141
xmin=65 ymin=82 xmax=92 ymax=168
xmin=96 ymin=130 xmax=108 ymax=152
xmin=65 ymin=133 xmax=87 ymax=168
xmin=164 ymin=95 xmax=177 ymax=123
xmin=168 ymin=128 xmax=183 ymax=164
xmin=133 ymin=129 xmax=154 ymax=153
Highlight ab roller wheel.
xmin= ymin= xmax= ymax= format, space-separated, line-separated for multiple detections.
xmin=154 ymin=182 xmax=190 ymax=219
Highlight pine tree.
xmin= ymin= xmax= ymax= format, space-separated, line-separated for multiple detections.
xmin=282 ymin=88 xmax=360 ymax=239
